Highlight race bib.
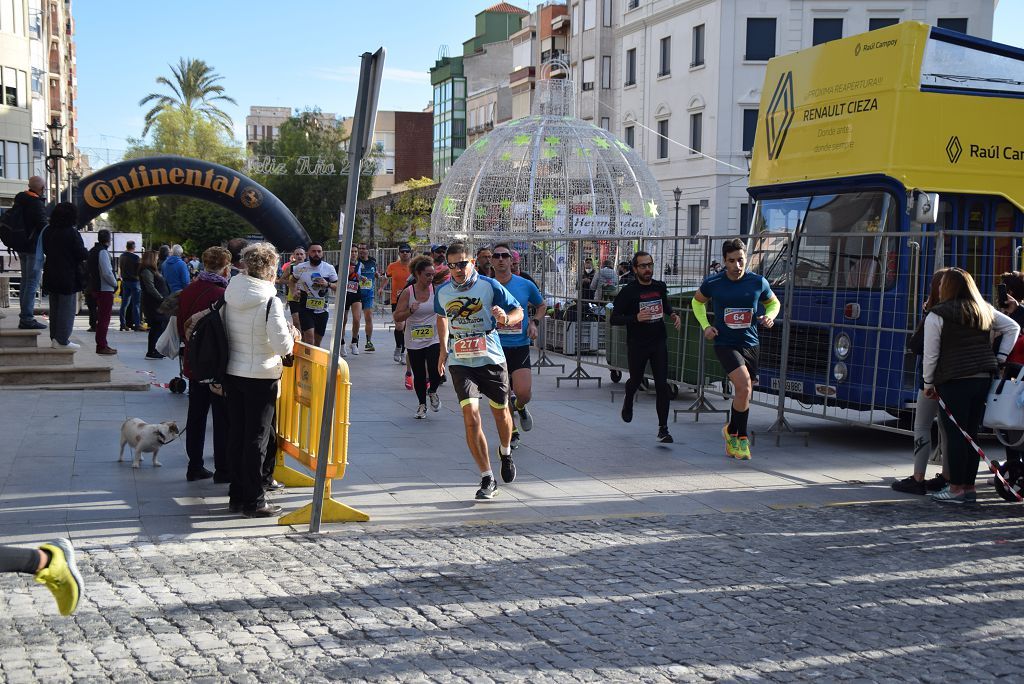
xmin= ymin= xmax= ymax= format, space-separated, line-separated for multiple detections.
xmin=453 ymin=335 xmax=487 ymax=359
xmin=497 ymin=318 xmax=521 ymax=336
xmin=723 ymin=308 xmax=754 ymax=329
xmin=346 ymin=281 xmax=358 ymax=293
xmin=358 ymin=276 xmax=373 ymax=289
xmin=639 ymin=299 xmax=663 ymax=321
xmin=411 ymin=325 xmax=434 ymax=340
xmin=306 ymin=297 xmax=326 ymax=310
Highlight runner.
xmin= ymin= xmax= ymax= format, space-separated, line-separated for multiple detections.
xmin=292 ymin=244 xmax=339 ymax=349
xmin=338 ymin=245 xmax=362 ymax=357
xmin=491 ymin=242 xmax=544 ymax=449
xmin=383 ymin=242 xmax=412 ymax=364
xmin=476 ymin=245 xmax=494 ymax=278
xmin=394 ymin=255 xmax=443 ymax=418
xmin=431 ymin=244 xmax=451 ymax=285
xmin=691 ymin=238 xmax=780 ymax=460
xmin=434 ymin=243 xmax=524 ymax=499
xmin=356 ymin=243 xmax=377 ymax=353
xmin=277 ymin=247 xmax=306 ymax=329
xmin=611 ymin=251 xmax=682 ymax=443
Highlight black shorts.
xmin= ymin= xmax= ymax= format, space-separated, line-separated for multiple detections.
xmin=299 ymin=309 xmax=329 ymax=338
xmin=449 ymin=363 xmax=509 ymax=407
xmin=714 ymin=345 xmax=759 ymax=381
xmin=345 ymin=292 xmax=360 ymax=311
xmin=502 ymin=345 xmax=532 ymax=373
xmin=287 ymin=300 xmax=302 ymax=315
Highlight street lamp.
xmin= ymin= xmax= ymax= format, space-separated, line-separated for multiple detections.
xmin=672 ymin=186 xmax=682 ymax=275
xmin=45 ymin=117 xmax=66 ymax=202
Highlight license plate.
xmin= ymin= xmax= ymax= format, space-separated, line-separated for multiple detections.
xmin=770 ymin=377 xmax=804 ymax=394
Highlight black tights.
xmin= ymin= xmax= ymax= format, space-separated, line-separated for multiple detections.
xmin=407 ymin=344 xmax=442 ymax=404
xmin=625 ymin=340 xmax=670 ymax=427
xmin=0 ymin=545 xmax=40 ymax=574
xmin=394 ymin=328 xmax=404 ymax=350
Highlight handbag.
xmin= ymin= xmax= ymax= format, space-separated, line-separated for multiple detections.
xmin=155 ymin=316 xmax=180 ymax=358
xmin=983 ymin=366 xmax=1024 ymax=447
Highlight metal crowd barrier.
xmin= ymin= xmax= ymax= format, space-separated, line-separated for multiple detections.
xmin=274 ymin=340 xmax=368 ymax=525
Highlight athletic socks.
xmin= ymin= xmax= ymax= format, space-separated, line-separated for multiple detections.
xmin=729 ymin=407 xmax=750 ymax=438
xmin=499 ymin=445 xmax=511 ymax=456
xmin=482 ymin=469 xmax=493 ymax=479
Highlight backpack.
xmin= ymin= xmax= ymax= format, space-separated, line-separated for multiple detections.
xmin=187 ymin=298 xmax=276 ymax=391
xmin=0 ymin=203 xmax=33 ymax=252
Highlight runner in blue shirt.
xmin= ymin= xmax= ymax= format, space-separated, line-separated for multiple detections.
xmin=692 ymin=238 xmax=781 ymax=460
xmin=355 ymin=243 xmax=378 ymax=353
xmin=434 ymin=243 xmax=524 ymax=500
xmin=491 ymin=242 xmax=545 ymax=448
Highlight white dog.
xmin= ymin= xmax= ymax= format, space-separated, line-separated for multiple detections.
xmin=118 ymin=419 xmax=180 ymax=469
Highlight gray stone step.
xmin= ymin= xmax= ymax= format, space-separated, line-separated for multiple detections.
xmin=0 ymin=329 xmax=43 ymax=348
xmin=0 ymin=364 xmax=111 ymax=386
xmin=0 ymin=347 xmax=76 ymax=367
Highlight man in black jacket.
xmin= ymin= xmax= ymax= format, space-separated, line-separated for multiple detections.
xmin=13 ymin=176 xmax=48 ymax=330
xmin=610 ymin=251 xmax=682 ymax=443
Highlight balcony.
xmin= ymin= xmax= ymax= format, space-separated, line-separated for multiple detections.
xmin=509 ymin=65 xmax=536 ymax=88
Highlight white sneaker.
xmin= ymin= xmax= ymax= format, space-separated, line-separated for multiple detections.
xmin=51 ymin=339 xmax=81 ymax=349
xmin=350 ymin=343 xmax=360 ymax=355
xmin=339 ymin=344 xmax=348 ymax=357
xmin=429 ymin=393 xmax=441 ymax=412
xmin=415 ymin=404 xmax=427 ymax=419
xmin=393 ymin=348 xmax=403 ymax=364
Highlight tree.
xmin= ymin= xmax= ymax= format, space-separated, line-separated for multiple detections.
xmin=139 ymin=58 xmax=237 ymax=138
xmin=374 ymin=177 xmax=437 ymax=246
xmin=251 ymin=110 xmax=376 ymax=247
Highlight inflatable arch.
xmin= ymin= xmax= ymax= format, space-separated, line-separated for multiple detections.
xmin=75 ymin=156 xmax=310 ymax=250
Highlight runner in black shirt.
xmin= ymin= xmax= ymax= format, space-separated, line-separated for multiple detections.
xmin=610 ymin=251 xmax=682 ymax=443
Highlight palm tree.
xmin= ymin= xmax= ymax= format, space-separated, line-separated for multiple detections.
xmin=139 ymin=58 xmax=237 ymax=137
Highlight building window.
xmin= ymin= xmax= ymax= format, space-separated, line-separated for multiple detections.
xmin=31 ymin=67 xmax=43 ymax=95
xmin=658 ymin=36 xmax=671 ymax=76
xmin=601 ymin=55 xmax=611 ymax=89
xmin=2 ymin=67 xmax=16 ymax=107
xmin=657 ymin=119 xmax=669 ymax=159
xmin=624 ymin=125 xmax=635 ymax=148
xmin=812 ymin=18 xmax=843 ymax=45
xmin=690 ymin=112 xmax=702 ymax=154
xmin=869 ymin=17 xmax=899 ymax=31
xmin=572 ymin=3 xmax=579 ymax=35
xmin=601 ymin=117 xmax=610 ymax=130
xmin=745 ymin=18 xmax=776 ymax=61
xmin=739 ymin=203 xmax=752 ymax=235
xmin=688 ymin=205 xmax=700 ymax=243
xmin=584 ymin=0 xmax=595 ymax=30
xmin=625 ymin=48 xmax=636 ymax=85
xmin=742 ymin=109 xmax=758 ymax=152
xmin=937 ymin=18 xmax=968 ymax=34
xmin=582 ymin=57 xmax=595 ymax=91
xmin=627 ymin=0 xmax=639 ymax=9
xmin=692 ymin=24 xmax=705 ymax=67
xmin=602 ymin=0 xmax=612 ymax=27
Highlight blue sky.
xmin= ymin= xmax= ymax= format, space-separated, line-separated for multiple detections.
xmin=74 ymin=0 xmax=1023 ymax=167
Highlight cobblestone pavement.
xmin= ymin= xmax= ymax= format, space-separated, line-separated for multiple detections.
xmin=3 ymin=501 xmax=1024 ymax=683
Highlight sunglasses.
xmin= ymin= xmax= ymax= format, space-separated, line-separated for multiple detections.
xmin=448 ymin=260 xmax=471 ymax=269
xmin=636 ymin=262 xmax=655 ymax=269
xmin=492 ymin=253 xmax=512 ymax=259
xmin=399 ymin=249 xmax=411 ymax=253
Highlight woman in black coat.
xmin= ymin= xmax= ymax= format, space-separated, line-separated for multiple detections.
xmin=139 ymin=249 xmax=170 ymax=359
xmin=41 ymin=203 xmax=88 ymax=349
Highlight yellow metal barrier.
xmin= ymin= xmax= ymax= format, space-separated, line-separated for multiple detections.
xmin=274 ymin=340 xmax=369 ymax=525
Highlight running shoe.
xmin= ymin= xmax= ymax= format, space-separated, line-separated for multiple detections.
xmin=429 ymin=393 xmax=441 ymax=412
xmin=340 ymin=344 xmax=348 ymax=358
xmin=404 ymin=372 xmax=413 ymax=390
xmin=657 ymin=426 xmax=673 ymax=443
xmin=735 ymin=437 xmax=752 ymax=460
xmin=517 ymin=403 xmax=534 ymax=432
xmin=350 ymin=343 xmax=360 ymax=355
xmin=925 ymin=473 xmax=948 ymax=492
xmin=475 ymin=475 xmax=498 ymax=499
xmin=393 ymin=348 xmax=403 ymax=364
xmin=415 ymin=404 xmax=427 ymax=419
xmin=931 ymin=486 xmax=966 ymax=504
xmin=621 ymin=393 xmax=634 ymax=423
xmin=365 ymin=341 xmax=375 ymax=352
xmin=500 ymin=452 xmax=517 ymax=483
xmin=722 ymin=424 xmax=740 ymax=458
xmin=510 ymin=430 xmax=521 ymax=449
xmin=35 ymin=539 xmax=83 ymax=616
xmin=891 ymin=476 xmax=926 ymax=495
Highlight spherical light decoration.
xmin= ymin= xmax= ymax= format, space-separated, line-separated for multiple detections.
xmin=431 ymin=78 xmax=665 ymax=245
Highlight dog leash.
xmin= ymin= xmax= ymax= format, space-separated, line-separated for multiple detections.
xmin=935 ymin=391 xmax=1023 ymax=502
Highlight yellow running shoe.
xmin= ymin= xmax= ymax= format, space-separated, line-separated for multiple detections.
xmin=34 ymin=539 xmax=83 ymax=616
xmin=735 ymin=436 xmax=752 ymax=460
xmin=722 ymin=424 xmax=740 ymax=458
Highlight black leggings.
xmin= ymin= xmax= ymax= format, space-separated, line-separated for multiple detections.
xmin=937 ymin=377 xmax=990 ymax=487
xmin=625 ymin=339 xmax=670 ymax=427
xmin=0 ymin=545 xmax=39 ymax=574
xmin=407 ymin=344 xmax=442 ymax=404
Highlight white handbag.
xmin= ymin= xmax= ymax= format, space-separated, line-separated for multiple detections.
xmin=983 ymin=366 xmax=1024 ymax=448
xmin=155 ymin=316 xmax=180 ymax=359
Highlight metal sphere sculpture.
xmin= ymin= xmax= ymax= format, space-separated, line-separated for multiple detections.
xmin=431 ymin=74 xmax=665 ymax=245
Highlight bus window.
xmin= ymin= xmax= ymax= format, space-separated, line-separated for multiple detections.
xmin=994 ymin=201 xmax=1015 ymax=277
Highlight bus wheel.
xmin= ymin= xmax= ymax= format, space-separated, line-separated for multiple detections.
xmin=610 ymin=370 xmax=622 ymax=383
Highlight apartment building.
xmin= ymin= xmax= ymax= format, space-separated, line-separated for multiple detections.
xmin=244 ymin=106 xmax=342 ymax=151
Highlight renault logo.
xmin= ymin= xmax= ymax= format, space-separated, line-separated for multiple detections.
xmin=765 ymin=71 xmax=795 ymax=160
xmin=946 ymin=136 xmax=963 ymax=164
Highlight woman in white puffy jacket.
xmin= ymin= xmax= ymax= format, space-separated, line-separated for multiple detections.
xmin=223 ymin=243 xmax=299 ymax=518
